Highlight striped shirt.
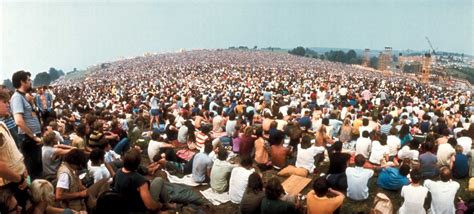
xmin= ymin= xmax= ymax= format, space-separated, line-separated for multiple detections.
xmin=0 ymin=115 xmax=17 ymax=130
xmin=195 ymin=131 xmax=209 ymax=151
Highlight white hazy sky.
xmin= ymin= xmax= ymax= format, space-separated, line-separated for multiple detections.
xmin=1 ymin=0 xmax=473 ymax=81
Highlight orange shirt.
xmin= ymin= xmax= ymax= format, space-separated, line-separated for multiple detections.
xmin=306 ymin=190 xmax=344 ymax=214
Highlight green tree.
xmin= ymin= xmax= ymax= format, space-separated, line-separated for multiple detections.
xmin=48 ymin=67 xmax=60 ymax=81
xmin=288 ymin=46 xmax=306 ymax=56
xmin=33 ymin=72 xmax=51 ymax=87
xmin=2 ymin=79 xmax=13 ymax=89
xmin=346 ymin=50 xmax=357 ymax=62
xmin=369 ymin=57 xmax=378 ymax=69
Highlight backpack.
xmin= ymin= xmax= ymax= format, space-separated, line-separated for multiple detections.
xmin=371 ymin=193 xmax=393 ymax=214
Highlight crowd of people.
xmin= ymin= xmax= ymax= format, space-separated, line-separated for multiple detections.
xmin=0 ymin=49 xmax=473 ymax=214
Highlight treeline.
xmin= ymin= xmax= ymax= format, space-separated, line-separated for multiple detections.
xmin=288 ymin=46 xmax=363 ymax=65
xmin=2 ymin=67 xmax=65 ymax=89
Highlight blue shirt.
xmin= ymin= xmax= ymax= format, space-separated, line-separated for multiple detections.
xmin=192 ymin=152 xmax=213 ymax=183
xmin=35 ymin=92 xmax=53 ymax=112
xmin=0 ymin=114 xmax=17 ymax=130
xmin=453 ymin=153 xmax=469 ymax=178
xmin=298 ymin=116 xmax=312 ymax=130
xmin=377 ymin=167 xmax=409 ymax=190
xmin=10 ymin=92 xmax=41 ymax=135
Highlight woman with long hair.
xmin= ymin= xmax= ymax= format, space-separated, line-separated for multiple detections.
xmin=399 ymin=124 xmax=413 ymax=147
xmin=240 ymin=173 xmax=265 ymax=214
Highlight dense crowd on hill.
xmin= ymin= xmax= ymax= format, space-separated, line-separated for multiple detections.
xmin=1 ymin=50 xmax=473 ymax=213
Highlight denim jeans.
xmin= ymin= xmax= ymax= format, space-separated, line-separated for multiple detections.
xmin=113 ymin=137 xmax=130 ymax=155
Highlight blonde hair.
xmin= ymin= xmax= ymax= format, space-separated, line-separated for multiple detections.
xmin=30 ymin=179 xmax=55 ymax=204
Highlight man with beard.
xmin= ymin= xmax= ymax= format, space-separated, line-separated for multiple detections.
xmin=10 ymin=70 xmax=43 ymax=180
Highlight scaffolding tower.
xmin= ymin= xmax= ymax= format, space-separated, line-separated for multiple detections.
xmin=363 ymin=48 xmax=370 ymax=67
xmin=421 ymin=53 xmax=431 ymax=83
xmin=378 ymin=47 xmax=392 ymax=75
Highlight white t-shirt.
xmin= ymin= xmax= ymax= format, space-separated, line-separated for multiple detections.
xmin=147 ymin=140 xmax=165 ymax=161
xmin=57 ymin=173 xmax=70 ymax=189
xmin=399 ymin=184 xmax=428 ymax=214
xmin=346 ymin=167 xmax=374 ymax=200
xmin=437 ymin=143 xmax=455 ymax=166
xmin=457 ymin=137 xmax=473 ymax=155
xmin=355 ymin=137 xmax=372 ymax=158
xmin=295 ymin=144 xmax=326 ymax=172
xmin=229 ymin=167 xmax=255 ymax=204
xmin=369 ymin=141 xmax=389 ymax=165
xmin=387 ymin=135 xmax=401 ymax=157
xmin=339 ymin=87 xmax=348 ymax=96
xmin=424 ymin=180 xmax=460 ymax=214
xmin=89 ymin=165 xmax=111 ymax=183
xmin=397 ymin=146 xmax=419 ymax=161
xmin=359 ymin=126 xmax=373 ymax=135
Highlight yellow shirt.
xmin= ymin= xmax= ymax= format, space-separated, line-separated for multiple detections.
xmin=0 ymin=122 xmax=26 ymax=186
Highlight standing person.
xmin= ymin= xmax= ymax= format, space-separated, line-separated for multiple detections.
xmin=0 ymin=90 xmax=29 ymax=208
xmin=149 ymin=93 xmax=160 ymax=130
xmin=0 ymin=86 xmax=20 ymax=147
xmin=424 ymin=167 xmax=460 ymax=214
xmin=10 ymin=70 xmax=43 ymax=180
xmin=398 ymin=169 xmax=428 ymax=214
xmin=35 ymin=86 xmax=53 ymax=125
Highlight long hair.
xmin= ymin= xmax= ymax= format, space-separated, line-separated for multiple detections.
xmin=246 ymin=173 xmax=263 ymax=194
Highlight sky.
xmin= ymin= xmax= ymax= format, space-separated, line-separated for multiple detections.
xmin=1 ymin=0 xmax=473 ymax=81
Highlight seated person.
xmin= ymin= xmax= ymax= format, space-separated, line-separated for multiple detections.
xmin=452 ymin=145 xmax=469 ymax=179
xmin=42 ymin=131 xmax=73 ymax=178
xmin=113 ymin=149 xmax=175 ymax=213
xmin=89 ymin=148 xmax=112 ymax=183
xmin=368 ymin=134 xmax=390 ymax=165
xmin=191 ymin=141 xmax=214 ymax=183
xmin=254 ymin=127 xmax=271 ymax=171
xmin=260 ymin=177 xmax=298 ymax=214
xmin=377 ymin=164 xmax=410 ymax=191
xmin=229 ymin=155 xmax=255 ymax=204
xmin=270 ymin=132 xmax=291 ymax=169
xmin=419 ymin=141 xmax=438 ymax=179
xmin=210 ymin=147 xmax=235 ymax=193
xmin=55 ymin=149 xmax=89 ymax=211
xmin=29 ymin=179 xmax=75 ymax=213
xmin=147 ymin=130 xmax=174 ymax=162
xmin=0 ymin=188 xmax=21 ymax=214
xmin=355 ymin=131 xmax=371 ymax=159
xmin=306 ymin=177 xmax=345 ymax=214
xmin=240 ymin=172 xmax=265 ymax=214
xmin=397 ymin=139 xmax=420 ymax=161
xmin=346 ymin=154 xmax=374 ymax=201
xmin=398 ymin=169 xmax=428 ymax=214
xmin=326 ymin=141 xmax=351 ymax=191
xmin=296 ymin=135 xmax=326 ymax=173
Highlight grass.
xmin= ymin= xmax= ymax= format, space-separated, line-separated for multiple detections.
xmin=169 ymin=158 xmax=473 ymax=214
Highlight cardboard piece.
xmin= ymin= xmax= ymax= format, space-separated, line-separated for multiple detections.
xmin=281 ymin=174 xmax=312 ymax=195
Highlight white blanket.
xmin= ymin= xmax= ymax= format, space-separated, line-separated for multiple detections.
xmin=200 ymin=188 xmax=231 ymax=206
xmin=163 ymin=170 xmax=206 ymax=187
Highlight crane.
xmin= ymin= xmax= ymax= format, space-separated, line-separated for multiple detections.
xmin=425 ymin=36 xmax=437 ymax=55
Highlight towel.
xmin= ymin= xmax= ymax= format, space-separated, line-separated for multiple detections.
xmin=200 ymin=188 xmax=231 ymax=206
